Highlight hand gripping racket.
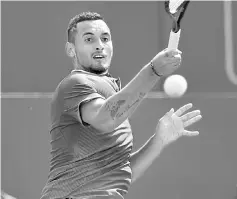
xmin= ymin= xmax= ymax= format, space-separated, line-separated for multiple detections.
xmin=165 ymin=0 xmax=190 ymax=50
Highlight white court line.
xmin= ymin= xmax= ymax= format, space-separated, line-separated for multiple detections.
xmin=147 ymin=92 xmax=237 ymax=99
xmin=1 ymin=92 xmax=237 ymax=99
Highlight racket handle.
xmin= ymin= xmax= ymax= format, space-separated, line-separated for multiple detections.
xmin=168 ymin=29 xmax=181 ymax=50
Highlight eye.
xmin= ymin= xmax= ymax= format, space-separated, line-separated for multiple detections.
xmin=102 ymin=37 xmax=109 ymax=42
xmin=85 ymin=37 xmax=93 ymax=42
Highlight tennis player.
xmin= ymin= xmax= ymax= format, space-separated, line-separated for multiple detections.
xmin=40 ymin=12 xmax=202 ymax=199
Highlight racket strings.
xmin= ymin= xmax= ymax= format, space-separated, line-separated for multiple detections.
xmin=169 ymin=0 xmax=186 ymax=13
xmin=167 ymin=0 xmax=190 ymax=32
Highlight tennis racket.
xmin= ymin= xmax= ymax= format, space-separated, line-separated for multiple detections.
xmin=165 ymin=0 xmax=190 ymax=50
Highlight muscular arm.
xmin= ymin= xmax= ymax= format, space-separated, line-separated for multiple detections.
xmin=130 ymin=134 xmax=165 ymax=183
xmin=81 ymin=63 xmax=159 ymax=132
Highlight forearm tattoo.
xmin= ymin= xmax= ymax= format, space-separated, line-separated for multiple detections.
xmin=104 ymin=92 xmax=146 ymax=120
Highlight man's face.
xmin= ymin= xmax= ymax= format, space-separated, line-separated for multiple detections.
xmin=73 ymin=20 xmax=113 ymax=74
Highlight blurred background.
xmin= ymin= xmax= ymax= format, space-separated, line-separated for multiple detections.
xmin=1 ymin=1 xmax=237 ymax=199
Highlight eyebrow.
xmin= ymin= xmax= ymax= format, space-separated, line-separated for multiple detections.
xmin=82 ymin=32 xmax=93 ymax=37
xmin=82 ymin=32 xmax=110 ymax=37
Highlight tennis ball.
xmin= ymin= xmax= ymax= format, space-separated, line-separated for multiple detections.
xmin=163 ymin=74 xmax=188 ymax=98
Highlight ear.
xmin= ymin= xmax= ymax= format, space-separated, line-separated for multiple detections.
xmin=65 ymin=42 xmax=76 ymax=58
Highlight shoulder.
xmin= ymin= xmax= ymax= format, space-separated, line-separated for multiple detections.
xmin=51 ymin=71 xmax=95 ymax=100
xmin=59 ymin=71 xmax=98 ymax=91
xmin=66 ymin=71 xmax=91 ymax=84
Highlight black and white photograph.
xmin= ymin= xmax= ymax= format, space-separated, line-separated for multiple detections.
xmin=1 ymin=1 xmax=237 ymax=199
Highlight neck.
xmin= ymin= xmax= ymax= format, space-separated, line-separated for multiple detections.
xmin=72 ymin=59 xmax=109 ymax=76
xmin=73 ymin=65 xmax=109 ymax=76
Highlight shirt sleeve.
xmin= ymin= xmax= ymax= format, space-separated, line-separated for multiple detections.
xmin=62 ymin=74 xmax=105 ymax=126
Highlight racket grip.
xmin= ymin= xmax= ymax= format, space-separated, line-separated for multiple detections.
xmin=168 ymin=29 xmax=181 ymax=50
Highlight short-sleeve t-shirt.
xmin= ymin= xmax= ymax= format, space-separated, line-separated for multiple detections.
xmin=40 ymin=70 xmax=133 ymax=199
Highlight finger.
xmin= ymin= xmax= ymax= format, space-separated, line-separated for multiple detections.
xmin=181 ymin=110 xmax=201 ymax=122
xmin=171 ymin=62 xmax=181 ymax=69
xmin=182 ymin=130 xmax=199 ymax=136
xmin=166 ymin=55 xmax=181 ymax=60
xmin=164 ymin=58 xmax=181 ymax=66
xmin=166 ymin=108 xmax=174 ymax=117
xmin=167 ymin=57 xmax=181 ymax=63
xmin=164 ymin=49 xmax=182 ymax=57
xmin=183 ymin=115 xmax=202 ymax=128
xmin=165 ymin=55 xmax=182 ymax=62
xmin=174 ymin=55 xmax=182 ymax=61
xmin=177 ymin=49 xmax=182 ymax=54
xmin=175 ymin=103 xmax=193 ymax=117
xmin=165 ymin=48 xmax=182 ymax=54
xmin=169 ymin=108 xmax=175 ymax=115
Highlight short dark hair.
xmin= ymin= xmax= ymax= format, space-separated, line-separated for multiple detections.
xmin=67 ymin=11 xmax=104 ymax=44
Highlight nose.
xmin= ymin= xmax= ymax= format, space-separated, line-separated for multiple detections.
xmin=96 ymin=47 xmax=103 ymax=51
xmin=95 ymin=40 xmax=104 ymax=51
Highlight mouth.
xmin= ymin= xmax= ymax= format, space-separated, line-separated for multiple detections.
xmin=92 ymin=54 xmax=106 ymax=60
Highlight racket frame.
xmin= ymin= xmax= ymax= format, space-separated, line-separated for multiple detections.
xmin=164 ymin=0 xmax=190 ymax=33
